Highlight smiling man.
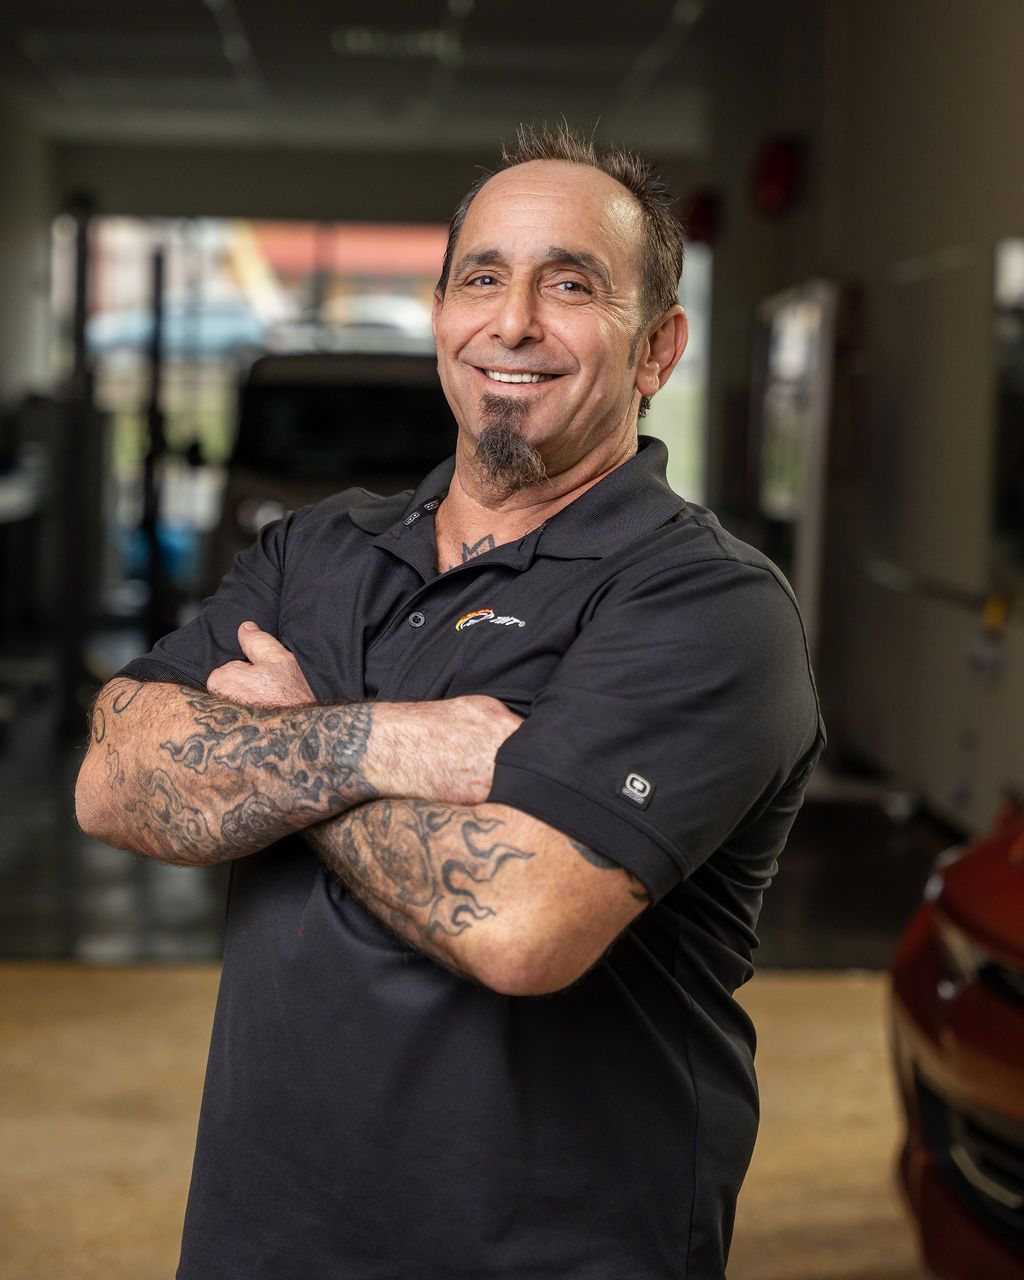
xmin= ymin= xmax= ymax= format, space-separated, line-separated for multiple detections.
xmin=76 ymin=124 xmax=824 ymax=1279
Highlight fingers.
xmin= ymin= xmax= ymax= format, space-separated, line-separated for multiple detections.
xmin=210 ymin=635 xmax=316 ymax=709
xmin=206 ymin=660 xmax=249 ymax=697
xmin=237 ymin=621 xmax=292 ymax=664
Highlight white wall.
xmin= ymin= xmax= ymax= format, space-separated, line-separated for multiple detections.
xmin=820 ymin=0 xmax=1024 ymax=826
xmin=0 ymin=96 xmax=53 ymax=404
xmin=679 ymin=0 xmax=1024 ymax=828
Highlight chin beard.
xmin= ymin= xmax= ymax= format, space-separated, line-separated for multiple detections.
xmin=474 ymin=393 xmax=548 ymax=497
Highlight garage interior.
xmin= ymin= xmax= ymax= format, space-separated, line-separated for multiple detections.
xmin=1 ymin=1 xmax=1022 ymax=1277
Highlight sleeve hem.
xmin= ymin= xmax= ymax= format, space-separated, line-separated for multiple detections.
xmin=115 ymin=656 xmax=207 ymax=690
xmin=488 ymin=761 xmax=688 ymax=902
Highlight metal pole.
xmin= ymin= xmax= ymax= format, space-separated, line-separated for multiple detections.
xmin=54 ymin=192 xmax=97 ymax=741
xmin=142 ymin=245 xmax=171 ymax=649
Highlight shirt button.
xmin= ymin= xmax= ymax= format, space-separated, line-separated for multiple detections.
xmin=408 ymin=611 xmax=426 ymax=628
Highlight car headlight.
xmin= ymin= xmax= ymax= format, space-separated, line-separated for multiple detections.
xmin=935 ymin=916 xmax=990 ymax=985
xmin=923 ymin=840 xmax=972 ymax=903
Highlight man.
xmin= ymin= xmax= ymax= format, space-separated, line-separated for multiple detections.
xmin=76 ymin=124 xmax=824 ymax=1279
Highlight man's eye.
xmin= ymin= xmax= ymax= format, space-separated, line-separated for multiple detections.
xmin=554 ymin=279 xmax=590 ymax=294
xmin=468 ymin=274 xmax=497 ymax=287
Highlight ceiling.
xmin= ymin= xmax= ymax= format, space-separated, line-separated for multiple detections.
xmin=0 ymin=0 xmax=714 ymax=155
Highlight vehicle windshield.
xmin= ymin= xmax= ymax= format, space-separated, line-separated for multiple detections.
xmin=232 ymin=381 xmax=456 ymax=479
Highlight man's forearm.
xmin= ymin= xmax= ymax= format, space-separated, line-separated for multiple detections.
xmin=303 ymin=800 xmax=650 ymax=993
xmin=76 ymin=677 xmax=380 ymax=865
xmin=304 ymin=798 xmax=536 ymax=979
xmin=77 ymin=679 xmax=521 ymax=867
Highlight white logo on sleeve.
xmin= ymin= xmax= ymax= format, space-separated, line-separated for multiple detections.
xmin=621 ymin=772 xmax=654 ymax=808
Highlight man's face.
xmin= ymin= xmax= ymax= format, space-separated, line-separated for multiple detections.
xmin=432 ymin=160 xmax=654 ymax=481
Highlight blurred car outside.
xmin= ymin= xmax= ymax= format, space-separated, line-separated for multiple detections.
xmin=890 ymin=795 xmax=1024 ymax=1278
xmin=86 ymin=297 xmax=265 ymax=360
xmin=209 ymin=349 xmax=455 ymax=588
xmin=263 ymin=293 xmax=435 ymax=355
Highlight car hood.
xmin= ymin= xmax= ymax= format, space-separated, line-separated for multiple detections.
xmin=938 ymin=809 xmax=1024 ymax=963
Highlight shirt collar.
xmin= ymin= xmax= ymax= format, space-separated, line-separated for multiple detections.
xmin=533 ymin=436 xmax=686 ymax=560
xmin=348 ymin=435 xmax=685 ymax=564
xmin=346 ymin=455 xmax=456 ymax=536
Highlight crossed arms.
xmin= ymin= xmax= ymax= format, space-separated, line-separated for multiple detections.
xmin=75 ymin=624 xmax=649 ymax=996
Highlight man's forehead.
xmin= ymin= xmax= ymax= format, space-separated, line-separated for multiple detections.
xmin=457 ymin=160 xmax=643 ymax=275
xmin=469 ymin=159 xmax=639 ymax=225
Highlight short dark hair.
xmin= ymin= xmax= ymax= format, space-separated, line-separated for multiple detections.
xmin=436 ymin=122 xmax=685 ymax=418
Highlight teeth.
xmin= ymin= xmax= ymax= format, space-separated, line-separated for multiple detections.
xmin=484 ymin=370 xmax=553 ymax=384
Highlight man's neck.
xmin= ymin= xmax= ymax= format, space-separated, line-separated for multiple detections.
xmin=434 ymin=430 xmax=637 ymax=572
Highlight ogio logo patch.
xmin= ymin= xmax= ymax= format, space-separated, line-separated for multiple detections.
xmin=455 ymin=608 xmax=526 ymax=631
xmin=621 ymin=773 xmax=654 ymax=808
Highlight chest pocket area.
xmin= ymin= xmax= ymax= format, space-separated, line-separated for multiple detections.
xmin=279 ymin=607 xmax=367 ymax=705
xmin=280 ymin=556 xmax=411 ymax=704
xmin=440 ymin=621 xmax=573 ymax=717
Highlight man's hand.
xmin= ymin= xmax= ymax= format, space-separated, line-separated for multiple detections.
xmin=208 ymin=621 xmax=316 ymax=708
xmin=388 ymin=694 xmax=523 ymax=804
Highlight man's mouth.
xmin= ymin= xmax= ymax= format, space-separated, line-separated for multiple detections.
xmin=481 ymin=369 xmax=558 ymax=385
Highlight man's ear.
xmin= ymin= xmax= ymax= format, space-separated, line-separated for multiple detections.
xmin=634 ymin=306 xmax=688 ymax=399
xmin=431 ymin=288 xmax=443 ymax=338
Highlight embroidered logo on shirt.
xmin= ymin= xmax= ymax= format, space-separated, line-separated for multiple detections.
xmin=621 ymin=772 xmax=654 ymax=808
xmin=455 ymin=608 xmax=526 ymax=631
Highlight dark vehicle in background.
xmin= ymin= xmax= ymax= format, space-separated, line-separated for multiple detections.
xmin=212 ymin=351 xmax=455 ymax=583
xmin=891 ymin=796 xmax=1024 ymax=1279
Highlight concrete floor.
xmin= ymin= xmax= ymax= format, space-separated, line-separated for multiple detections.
xmin=732 ymin=973 xmax=928 ymax=1280
xmin=0 ymin=964 xmax=928 ymax=1280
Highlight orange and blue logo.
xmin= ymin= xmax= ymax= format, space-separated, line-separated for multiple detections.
xmin=455 ymin=608 xmax=526 ymax=631
xmin=456 ymin=609 xmax=494 ymax=631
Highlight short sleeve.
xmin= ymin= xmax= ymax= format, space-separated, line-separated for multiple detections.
xmin=487 ymin=557 xmax=823 ymax=902
xmin=117 ymin=515 xmax=291 ymax=688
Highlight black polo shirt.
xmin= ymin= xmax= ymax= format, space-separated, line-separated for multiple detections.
xmin=122 ymin=436 xmax=824 ymax=1280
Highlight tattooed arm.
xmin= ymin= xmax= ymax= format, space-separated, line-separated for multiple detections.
xmin=197 ymin=622 xmax=649 ymax=991
xmin=304 ymin=801 xmax=650 ymax=995
xmin=75 ymin=673 xmax=519 ymax=866
xmin=76 ymin=621 xmax=647 ymax=990
xmin=75 ymin=676 xmax=370 ymax=864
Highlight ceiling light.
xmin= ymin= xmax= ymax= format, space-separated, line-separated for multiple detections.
xmin=331 ymin=27 xmax=460 ymax=61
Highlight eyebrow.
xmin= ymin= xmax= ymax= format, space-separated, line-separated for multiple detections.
xmin=452 ymin=248 xmax=503 ymax=279
xmin=451 ymin=246 xmax=612 ymax=292
xmin=546 ymin=247 xmax=612 ymax=292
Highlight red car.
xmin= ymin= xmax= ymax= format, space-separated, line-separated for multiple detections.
xmin=891 ymin=796 xmax=1024 ymax=1277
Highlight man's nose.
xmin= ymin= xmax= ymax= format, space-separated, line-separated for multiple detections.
xmin=490 ymin=280 xmax=543 ymax=347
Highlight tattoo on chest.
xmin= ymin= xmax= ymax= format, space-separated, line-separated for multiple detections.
xmin=462 ymin=533 xmax=496 ymax=561
xmin=444 ymin=533 xmax=496 ymax=572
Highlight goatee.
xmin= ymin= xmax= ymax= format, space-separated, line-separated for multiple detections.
xmin=474 ymin=394 xmax=548 ymax=497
